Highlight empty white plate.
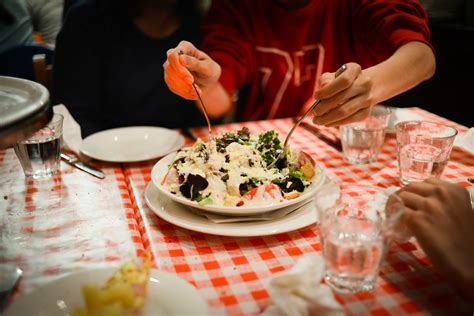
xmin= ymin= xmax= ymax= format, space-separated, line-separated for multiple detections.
xmin=81 ymin=126 xmax=185 ymax=162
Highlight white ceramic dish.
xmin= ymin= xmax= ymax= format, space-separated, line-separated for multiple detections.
xmin=386 ymin=107 xmax=423 ymax=134
xmin=5 ymin=269 xmax=209 ymax=316
xmin=81 ymin=126 xmax=185 ymax=162
xmin=145 ymin=182 xmax=318 ymax=237
xmin=151 ymin=151 xmax=325 ymax=215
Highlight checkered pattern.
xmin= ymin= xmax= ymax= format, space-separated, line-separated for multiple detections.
xmin=0 ymin=149 xmax=144 ymax=296
xmin=1 ymin=107 xmax=472 ymax=314
xmin=123 ymin=108 xmax=473 ymax=315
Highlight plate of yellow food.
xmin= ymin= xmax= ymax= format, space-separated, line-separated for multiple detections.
xmin=152 ymin=128 xmax=325 ymax=215
xmin=4 ymin=258 xmax=209 ymax=316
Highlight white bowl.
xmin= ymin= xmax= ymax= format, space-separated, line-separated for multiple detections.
xmin=151 ymin=152 xmax=325 ymax=215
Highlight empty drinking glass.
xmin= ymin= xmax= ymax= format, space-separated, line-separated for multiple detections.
xmin=316 ymin=184 xmax=404 ymax=292
xmin=14 ymin=113 xmax=63 ymax=179
xmin=395 ymin=121 xmax=458 ymax=186
xmin=339 ymin=105 xmax=391 ymax=164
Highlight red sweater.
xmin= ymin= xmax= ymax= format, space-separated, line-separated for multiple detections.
xmin=201 ymin=0 xmax=432 ymax=121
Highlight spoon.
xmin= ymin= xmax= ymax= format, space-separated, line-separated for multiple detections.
xmin=0 ymin=265 xmax=22 ymax=312
xmin=178 ymin=50 xmax=215 ymax=143
xmin=269 ymin=64 xmax=347 ymax=168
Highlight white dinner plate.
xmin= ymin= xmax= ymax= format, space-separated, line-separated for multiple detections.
xmin=144 ymin=182 xmax=318 ymax=237
xmin=81 ymin=126 xmax=185 ymax=162
xmin=5 ymin=269 xmax=209 ymax=316
xmin=151 ymin=152 xmax=325 ymax=215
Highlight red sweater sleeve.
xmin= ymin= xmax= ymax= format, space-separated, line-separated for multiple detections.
xmin=353 ymin=0 xmax=434 ymax=60
xmin=200 ymin=0 xmax=257 ymax=96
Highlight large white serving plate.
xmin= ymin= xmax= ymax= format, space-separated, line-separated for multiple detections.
xmin=81 ymin=126 xmax=185 ymax=162
xmin=151 ymin=151 xmax=325 ymax=215
xmin=145 ymin=182 xmax=318 ymax=237
xmin=5 ymin=269 xmax=209 ymax=316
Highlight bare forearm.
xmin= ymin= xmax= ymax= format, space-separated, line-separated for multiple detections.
xmin=200 ymin=81 xmax=233 ymax=119
xmin=364 ymin=41 xmax=435 ymax=104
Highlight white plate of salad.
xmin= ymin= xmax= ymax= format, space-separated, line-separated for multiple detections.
xmin=151 ymin=128 xmax=325 ymax=215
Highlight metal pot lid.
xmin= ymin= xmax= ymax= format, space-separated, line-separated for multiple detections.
xmin=0 ymin=76 xmax=49 ymax=128
xmin=0 ymin=76 xmax=52 ymax=149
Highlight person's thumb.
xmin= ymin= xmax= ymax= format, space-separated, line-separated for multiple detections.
xmin=180 ymin=55 xmax=205 ymax=74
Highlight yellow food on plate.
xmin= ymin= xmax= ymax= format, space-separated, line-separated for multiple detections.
xmin=70 ymin=254 xmax=152 ymax=316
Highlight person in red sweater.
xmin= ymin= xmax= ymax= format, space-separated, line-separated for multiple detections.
xmin=163 ymin=0 xmax=435 ymax=126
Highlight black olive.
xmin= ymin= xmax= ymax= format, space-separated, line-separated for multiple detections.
xmin=179 ymin=174 xmax=209 ymax=200
xmin=221 ymin=174 xmax=229 ymax=182
xmin=276 ymin=176 xmax=304 ymax=193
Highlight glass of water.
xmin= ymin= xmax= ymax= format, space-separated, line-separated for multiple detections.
xmin=316 ymin=184 xmax=404 ymax=292
xmin=395 ymin=121 xmax=457 ymax=186
xmin=14 ymin=113 xmax=63 ymax=179
xmin=340 ymin=105 xmax=391 ymax=164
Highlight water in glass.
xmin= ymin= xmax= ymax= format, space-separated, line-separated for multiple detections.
xmin=316 ymin=184 xmax=404 ymax=293
xmin=340 ymin=127 xmax=385 ymax=164
xmin=14 ymin=130 xmax=62 ymax=179
xmin=398 ymin=143 xmax=446 ymax=184
xmin=396 ymin=121 xmax=457 ymax=186
xmin=321 ymin=216 xmax=384 ymax=292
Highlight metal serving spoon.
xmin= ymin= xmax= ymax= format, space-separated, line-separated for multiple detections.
xmin=178 ymin=51 xmax=215 ymax=143
xmin=268 ymin=64 xmax=347 ymax=168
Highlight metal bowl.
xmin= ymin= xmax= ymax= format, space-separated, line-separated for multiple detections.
xmin=0 ymin=76 xmax=52 ymax=149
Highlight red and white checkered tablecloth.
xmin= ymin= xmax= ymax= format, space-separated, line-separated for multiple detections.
xmin=123 ymin=108 xmax=473 ymax=315
xmin=1 ymin=107 xmax=472 ymax=315
xmin=0 ymin=149 xmax=144 ymax=296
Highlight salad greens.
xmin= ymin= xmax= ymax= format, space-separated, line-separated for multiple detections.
xmin=164 ymin=128 xmax=317 ymax=206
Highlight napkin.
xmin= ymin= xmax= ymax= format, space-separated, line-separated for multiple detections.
xmin=263 ymin=254 xmax=344 ymax=316
xmin=454 ymin=128 xmax=474 ymax=155
xmin=53 ymin=104 xmax=82 ymax=156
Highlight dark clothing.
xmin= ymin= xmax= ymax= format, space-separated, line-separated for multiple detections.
xmin=52 ymin=0 xmax=205 ymax=137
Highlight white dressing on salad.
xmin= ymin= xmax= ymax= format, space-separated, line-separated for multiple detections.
xmin=163 ymin=128 xmax=316 ymax=207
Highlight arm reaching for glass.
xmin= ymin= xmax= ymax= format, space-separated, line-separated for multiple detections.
xmin=397 ymin=178 xmax=474 ymax=304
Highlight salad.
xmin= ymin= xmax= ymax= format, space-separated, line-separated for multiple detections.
xmin=162 ymin=128 xmax=318 ymax=207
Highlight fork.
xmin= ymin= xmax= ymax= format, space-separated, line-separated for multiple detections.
xmin=268 ymin=64 xmax=347 ymax=168
xmin=178 ymin=50 xmax=215 ymax=143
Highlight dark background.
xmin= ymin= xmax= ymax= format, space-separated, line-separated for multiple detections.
xmin=385 ymin=0 xmax=474 ymax=127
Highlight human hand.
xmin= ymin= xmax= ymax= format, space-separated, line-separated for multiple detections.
xmin=312 ymin=62 xmax=374 ymax=127
xmin=163 ymin=40 xmax=221 ymax=100
xmin=397 ymin=178 xmax=474 ymax=303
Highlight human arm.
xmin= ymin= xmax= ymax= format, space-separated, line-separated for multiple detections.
xmin=312 ymin=0 xmax=435 ymax=127
xmin=163 ymin=40 xmax=232 ymax=119
xmin=51 ymin=1 xmax=104 ymax=137
xmin=397 ymin=178 xmax=474 ymax=303
xmin=163 ymin=0 xmax=256 ymax=119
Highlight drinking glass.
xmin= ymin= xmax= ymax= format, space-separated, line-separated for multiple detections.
xmin=395 ymin=121 xmax=457 ymax=186
xmin=14 ymin=113 xmax=63 ymax=179
xmin=316 ymin=184 xmax=404 ymax=292
xmin=339 ymin=105 xmax=391 ymax=164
